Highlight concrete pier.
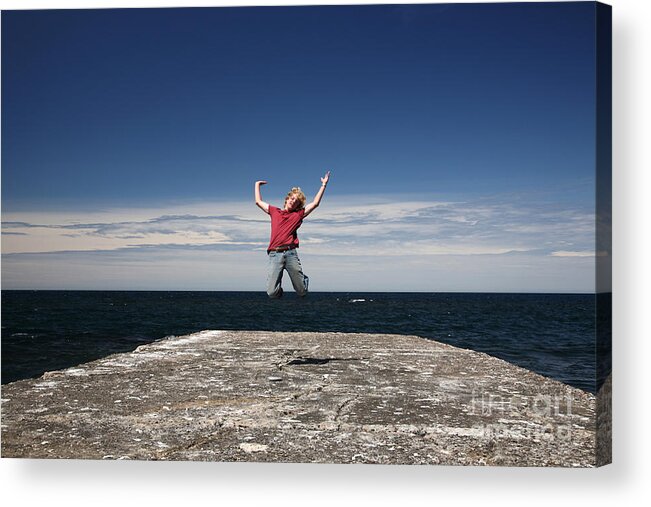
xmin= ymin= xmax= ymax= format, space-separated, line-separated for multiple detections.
xmin=1 ymin=330 xmax=598 ymax=466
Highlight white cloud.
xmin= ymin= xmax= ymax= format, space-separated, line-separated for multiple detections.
xmin=550 ymin=250 xmax=594 ymax=257
xmin=1 ymin=193 xmax=597 ymax=291
xmin=1 ymin=202 xmax=267 ymax=254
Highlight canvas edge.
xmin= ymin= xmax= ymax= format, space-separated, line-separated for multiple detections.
xmin=595 ymin=0 xmax=612 ymax=467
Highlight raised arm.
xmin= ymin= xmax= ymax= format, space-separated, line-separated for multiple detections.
xmin=255 ymin=180 xmax=270 ymax=214
xmin=304 ymin=171 xmax=330 ymax=218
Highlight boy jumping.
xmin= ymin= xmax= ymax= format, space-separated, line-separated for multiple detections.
xmin=255 ymin=171 xmax=330 ymax=298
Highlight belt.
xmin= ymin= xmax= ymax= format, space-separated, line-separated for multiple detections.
xmin=268 ymin=244 xmax=297 ymax=253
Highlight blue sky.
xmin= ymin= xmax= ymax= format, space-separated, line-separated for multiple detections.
xmin=2 ymin=3 xmax=599 ymax=292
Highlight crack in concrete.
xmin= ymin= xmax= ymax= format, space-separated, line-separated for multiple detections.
xmin=334 ymin=397 xmax=356 ymax=425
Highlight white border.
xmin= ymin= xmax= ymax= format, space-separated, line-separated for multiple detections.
xmin=1 ymin=0 xmax=649 ymax=505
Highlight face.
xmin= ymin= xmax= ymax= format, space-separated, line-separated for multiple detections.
xmin=285 ymin=194 xmax=301 ymax=211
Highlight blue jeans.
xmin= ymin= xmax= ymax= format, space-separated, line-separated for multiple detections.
xmin=266 ymin=249 xmax=309 ymax=298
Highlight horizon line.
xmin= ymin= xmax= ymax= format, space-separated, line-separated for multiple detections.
xmin=1 ymin=289 xmax=602 ymax=295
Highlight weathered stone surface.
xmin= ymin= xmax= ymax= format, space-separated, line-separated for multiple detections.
xmin=1 ymin=330 xmax=597 ymax=466
xmin=596 ymin=373 xmax=612 ymax=466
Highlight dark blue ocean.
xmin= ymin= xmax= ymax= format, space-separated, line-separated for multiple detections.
xmin=1 ymin=291 xmax=608 ymax=393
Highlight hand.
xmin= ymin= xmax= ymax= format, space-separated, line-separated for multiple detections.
xmin=321 ymin=171 xmax=330 ymax=186
xmin=256 ymin=180 xmax=268 ymax=186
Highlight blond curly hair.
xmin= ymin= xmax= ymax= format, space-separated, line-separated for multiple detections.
xmin=284 ymin=187 xmax=306 ymax=209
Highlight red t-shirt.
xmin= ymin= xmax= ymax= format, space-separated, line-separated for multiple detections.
xmin=267 ymin=205 xmax=306 ymax=252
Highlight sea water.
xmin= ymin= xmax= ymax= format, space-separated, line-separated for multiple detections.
xmin=1 ymin=291 xmax=605 ymax=393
